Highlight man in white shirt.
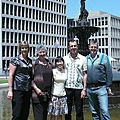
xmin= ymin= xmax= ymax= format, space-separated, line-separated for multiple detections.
xmin=63 ymin=39 xmax=87 ymax=120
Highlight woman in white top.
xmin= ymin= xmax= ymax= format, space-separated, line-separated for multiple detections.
xmin=48 ymin=56 xmax=68 ymax=120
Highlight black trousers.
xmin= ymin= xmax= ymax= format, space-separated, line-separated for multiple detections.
xmin=32 ymin=101 xmax=49 ymax=120
xmin=65 ymin=88 xmax=84 ymax=120
xmin=12 ymin=90 xmax=31 ymax=120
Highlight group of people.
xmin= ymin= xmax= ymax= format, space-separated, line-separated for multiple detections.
xmin=7 ymin=39 xmax=113 ymax=120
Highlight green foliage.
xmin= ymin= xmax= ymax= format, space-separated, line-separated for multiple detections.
xmin=0 ymin=79 xmax=8 ymax=84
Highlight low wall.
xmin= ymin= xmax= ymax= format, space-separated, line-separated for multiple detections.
xmin=83 ymin=96 xmax=120 ymax=109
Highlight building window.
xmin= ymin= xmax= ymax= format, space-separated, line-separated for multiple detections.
xmin=15 ymin=33 xmax=18 ymax=43
xmin=6 ymin=4 xmax=9 ymax=14
xmin=105 ymin=17 xmax=108 ymax=25
xmin=105 ymin=27 xmax=108 ymax=35
xmin=22 ymin=20 xmax=25 ymax=30
xmin=29 ymin=9 xmax=32 ymax=18
xmin=19 ymin=33 xmax=21 ymax=41
xmin=95 ymin=18 xmax=97 ymax=26
xmin=18 ymin=6 xmax=21 ymax=16
xmin=2 ymin=46 xmax=5 ymax=57
xmin=102 ymin=17 xmax=104 ymax=25
xmin=42 ymin=0 xmax=44 ymax=9
xmin=99 ymin=38 xmax=101 ymax=46
xmin=2 ymin=3 xmax=5 ymax=14
xmin=14 ymin=5 xmax=17 ymax=16
xmin=102 ymin=38 xmax=104 ymax=46
xmin=11 ymin=32 xmax=14 ymax=43
xmin=2 ymin=31 xmax=5 ymax=42
xmin=2 ymin=17 xmax=5 ymax=28
xmin=26 ymin=8 xmax=28 ymax=18
xmin=105 ymin=38 xmax=108 ymax=46
xmin=22 ymin=7 xmax=24 ymax=17
xmin=15 ymin=19 xmax=17 ymax=29
xmin=11 ymin=46 xmax=14 ymax=56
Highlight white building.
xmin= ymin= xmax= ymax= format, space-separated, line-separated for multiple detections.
xmin=0 ymin=0 xmax=68 ymax=74
xmin=88 ymin=11 xmax=120 ymax=68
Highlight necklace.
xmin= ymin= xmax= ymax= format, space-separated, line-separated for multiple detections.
xmin=21 ymin=55 xmax=28 ymax=64
xmin=39 ymin=60 xmax=48 ymax=68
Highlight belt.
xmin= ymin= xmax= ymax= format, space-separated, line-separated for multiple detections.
xmin=53 ymin=95 xmax=66 ymax=98
xmin=87 ymin=82 xmax=106 ymax=88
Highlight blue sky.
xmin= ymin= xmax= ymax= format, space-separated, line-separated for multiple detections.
xmin=67 ymin=0 xmax=120 ymax=18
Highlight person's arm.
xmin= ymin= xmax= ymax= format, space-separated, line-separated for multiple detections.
xmin=83 ymin=71 xmax=87 ymax=90
xmin=32 ymin=81 xmax=44 ymax=95
xmin=7 ymin=63 xmax=16 ymax=100
xmin=105 ymin=56 xmax=113 ymax=95
xmin=81 ymin=71 xmax=87 ymax=98
xmin=106 ymin=56 xmax=113 ymax=87
xmin=81 ymin=56 xmax=87 ymax=98
xmin=32 ymin=61 xmax=44 ymax=96
xmin=107 ymin=87 xmax=114 ymax=95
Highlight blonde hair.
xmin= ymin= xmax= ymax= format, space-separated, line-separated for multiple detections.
xmin=18 ymin=41 xmax=30 ymax=54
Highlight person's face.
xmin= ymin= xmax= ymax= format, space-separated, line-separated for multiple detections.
xmin=89 ymin=42 xmax=98 ymax=55
xmin=69 ymin=41 xmax=78 ymax=55
xmin=56 ymin=60 xmax=64 ymax=69
xmin=38 ymin=49 xmax=46 ymax=59
xmin=21 ymin=45 xmax=28 ymax=56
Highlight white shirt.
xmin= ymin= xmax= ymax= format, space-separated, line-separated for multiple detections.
xmin=52 ymin=68 xmax=67 ymax=96
xmin=63 ymin=53 xmax=87 ymax=89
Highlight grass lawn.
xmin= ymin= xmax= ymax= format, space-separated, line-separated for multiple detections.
xmin=0 ymin=79 xmax=8 ymax=84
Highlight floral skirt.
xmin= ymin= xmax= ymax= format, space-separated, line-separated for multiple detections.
xmin=48 ymin=95 xmax=68 ymax=116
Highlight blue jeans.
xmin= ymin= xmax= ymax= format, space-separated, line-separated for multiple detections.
xmin=87 ymin=85 xmax=110 ymax=120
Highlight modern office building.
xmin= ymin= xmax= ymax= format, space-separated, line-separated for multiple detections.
xmin=0 ymin=0 xmax=67 ymax=74
xmin=67 ymin=11 xmax=120 ymax=68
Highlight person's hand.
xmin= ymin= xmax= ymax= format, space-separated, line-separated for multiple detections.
xmin=7 ymin=90 xmax=13 ymax=100
xmin=107 ymin=87 xmax=114 ymax=96
xmin=36 ymin=88 xmax=44 ymax=96
xmin=81 ymin=89 xmax=86 ymax=99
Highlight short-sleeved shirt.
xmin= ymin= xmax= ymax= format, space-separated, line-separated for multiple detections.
xmin=63 ymin=53 xmax=87 ymax=89
xmin=10 ymin=55 xmax=32 ymax=91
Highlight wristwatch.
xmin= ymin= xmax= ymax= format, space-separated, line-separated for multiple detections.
xmin=107 ymin=87 xmax=110 ymax=89
xmin=83 ymin=88 xmax=86 ymax=91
